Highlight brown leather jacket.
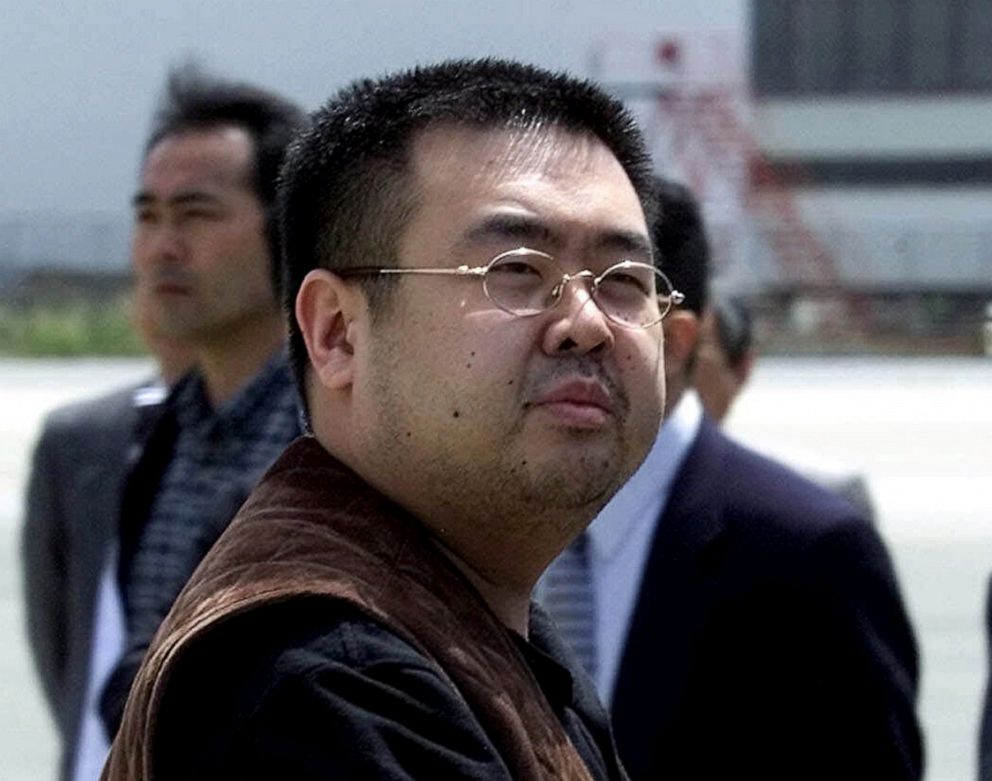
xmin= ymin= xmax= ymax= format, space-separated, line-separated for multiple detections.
xmin=102 ymin=437 xmax=595 ymax=781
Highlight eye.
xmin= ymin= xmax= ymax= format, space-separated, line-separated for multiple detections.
xmin=179 ymin=207 xmax=220 ymax=222
xmin=488 ymin=260 xmax=541 ymax=276
xmin=599 ymin=265 xmax=654 ymax=296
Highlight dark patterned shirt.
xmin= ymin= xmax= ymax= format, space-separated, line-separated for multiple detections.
xmin=123 ymin=350 xmax=300 ymax=647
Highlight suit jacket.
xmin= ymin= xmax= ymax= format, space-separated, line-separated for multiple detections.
xmin=22 ymin=378 xmax=262 ymax=781
xmin=610 ymin=417 xmax=922 ymax=780
xmin=979 ymin=575 xmax=992 ymax=781
xmin=761 ymin=444 xmax=876 ymax=523
xmin=22 ymin=383 xmax=159 ymax=781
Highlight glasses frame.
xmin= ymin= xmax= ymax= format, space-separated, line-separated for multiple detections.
xmin=337 ymin=246 xmax=685 ymax=328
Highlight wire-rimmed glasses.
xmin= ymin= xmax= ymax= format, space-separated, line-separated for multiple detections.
xmin=337 ymin=247 xmax=685 ymax=328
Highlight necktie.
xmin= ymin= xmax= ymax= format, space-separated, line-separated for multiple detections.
xmin=540 ymin=532 xmax=598 ymax=680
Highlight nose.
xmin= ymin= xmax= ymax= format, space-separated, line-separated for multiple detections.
xmin=540 ymin=277 xmax=615 ymax=357
xmin=133 ymin=220 xmax=185 ymax=267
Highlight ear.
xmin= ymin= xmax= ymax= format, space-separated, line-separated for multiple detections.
xmin=732 ymin=348 xmax=756 ymax=388
xmin=662 ymin=309 xmax=699 ymax=381
xmin=295 ymin=269 xmax=362 ymax=392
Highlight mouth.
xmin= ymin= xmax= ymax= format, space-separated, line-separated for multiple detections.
xmin=152 ymin=280 xmax=192 ymax=296
xmin=528 ymin=379 xmax=616 ymax=428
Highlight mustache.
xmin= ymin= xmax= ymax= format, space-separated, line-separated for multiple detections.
xmin=523 ymin=357 xmax=629 ymax=418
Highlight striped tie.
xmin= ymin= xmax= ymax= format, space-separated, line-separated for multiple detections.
xmin=540 ymin=532 xmax=598 ymax=680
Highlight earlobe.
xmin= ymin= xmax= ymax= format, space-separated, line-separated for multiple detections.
xmin=295 ymin=269 xmax=359 ymax=391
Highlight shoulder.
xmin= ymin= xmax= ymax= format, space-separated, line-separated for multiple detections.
xmin=154 ymin=596 xmax=508 ymax=780
xmin=695 ymin=423 xmax=862 ymax=526
xmin=38 ymin=381 xmax=147 ymax=444
xmin=679 ymin=422 xmax=887 ymax=570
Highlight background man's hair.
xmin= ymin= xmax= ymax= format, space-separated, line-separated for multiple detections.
xmin=650 ymin=177 xmax=710 ymax=317
xmin=278 ymin=57 xmax=657 ymax=401
xmin=146 ymin=62 xmax=307 ymax=296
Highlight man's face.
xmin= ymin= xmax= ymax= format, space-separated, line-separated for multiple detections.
xmin=349 ymin=125 xmax=665 ymax=535
xmin=692 ymin=308 xmax=744 ymax=423
xmin=131 ymin=126 xmax=277 ymax=344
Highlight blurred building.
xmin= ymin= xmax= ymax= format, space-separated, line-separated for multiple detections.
xmin=596 ymin=0 xmax=992 ymax=352
xmin=751 ymin=0 xmax=992 ymax=350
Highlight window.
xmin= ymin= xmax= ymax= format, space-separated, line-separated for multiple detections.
xmin=751 ymin=0 xmax=992 ymax=96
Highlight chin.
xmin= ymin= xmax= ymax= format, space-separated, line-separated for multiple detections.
xmin=516 ymin=451 xmax=624 ymax=511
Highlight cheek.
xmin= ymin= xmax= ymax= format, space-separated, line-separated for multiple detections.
xmin=616 ymin=334 xmax=666 ymax=409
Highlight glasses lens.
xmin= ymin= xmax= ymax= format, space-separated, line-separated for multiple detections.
xmin=484 ymin=250 xmax=559 ymax=316
xmin=595 ymin=262 xmax=670 ymax=327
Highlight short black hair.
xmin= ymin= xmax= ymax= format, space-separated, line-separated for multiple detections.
xmin=650 ymin=177 xmax=709 ymax=317
xmin=278 ymin=58 xmax=657 ymax=402
xmin=146 ymin=63 xmax=306 ymax=296
xmin=711 ymin=293 xmax=753 ymax=369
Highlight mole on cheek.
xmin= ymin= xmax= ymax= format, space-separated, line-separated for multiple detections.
xmin=452 ymin=410 xmax=460 ymax=419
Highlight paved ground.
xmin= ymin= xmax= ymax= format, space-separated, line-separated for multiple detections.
xmin=1 ymin=356 xmax=988 ymax=780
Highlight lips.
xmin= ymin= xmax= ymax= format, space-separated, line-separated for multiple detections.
xmin=154 ymin=282 xmax=190 ymax=295
xmin=529 ymin=378 xmax=616 ymax=426
xmin=148 ymin=272 xmax=193 ymax=296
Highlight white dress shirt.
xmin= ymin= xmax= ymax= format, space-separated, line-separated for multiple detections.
xmin=585 ymin=391 xmax=702 ymax=706
xmin=72 ymin=383 xmax=165 ymax=781
xmin=72 ymin=548 xmax=125 ymax=781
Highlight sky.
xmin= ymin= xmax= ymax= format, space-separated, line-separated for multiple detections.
xmin=1 ymin=0 xmax=746 ymax=219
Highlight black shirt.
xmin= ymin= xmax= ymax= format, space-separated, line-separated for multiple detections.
xmin=155 ymin=597 xmax=627 ymax=780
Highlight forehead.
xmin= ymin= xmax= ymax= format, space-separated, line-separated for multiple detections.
xmin=403 ymin=124 xmax=647 ymax=250
xmin=140 ymin=126 xmax=255 ymax=194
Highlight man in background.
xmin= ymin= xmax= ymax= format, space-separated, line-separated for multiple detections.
xmin=694 ymin=291 xmax=877 ymax=521
xmin=980 ymin=582 xmax=992 ymax=781
xmin=542 ymin=177 xmax=922 ymax=779
xmin=22 ymin=65 xmax=305 ymax=781
xmin=23 ymin=303 xmax=192 ymax=781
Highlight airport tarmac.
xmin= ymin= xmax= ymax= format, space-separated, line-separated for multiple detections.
xmin=1 ymin=355 xmax=988 ymax=780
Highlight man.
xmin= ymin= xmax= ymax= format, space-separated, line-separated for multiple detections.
xmin=982 ymin=576 xmax=992 ymax=780
xmin=22 ymin=335 xmax=191 ymax=781
xmin=22 ymin=222 xmax=198 ymax=781
xmin=543 ymin=179 xmax=922 ymax=779
xmin=694 ymin=292 xmax=877 ymax=521
xmin=23 ymin=65 xmax=305 ymax=781
xmin=102 ymin=59 xmax=677 ymax=780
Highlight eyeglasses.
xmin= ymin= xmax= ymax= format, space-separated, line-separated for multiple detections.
xmin=338 ymin=247 xmax=685 ymax=328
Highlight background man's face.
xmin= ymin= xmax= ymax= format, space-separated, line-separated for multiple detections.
xmin=131 ymin=126 xmax=277 ymax=345
xmin=350 ymin=124 xmax=665 ymax=538
xmin=692 ymin=308 xmax=742 ymax=422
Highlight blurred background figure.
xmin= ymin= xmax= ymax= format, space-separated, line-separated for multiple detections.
xmin=691 ymin=293 xmax=754 ymax=423
xmin=982 ymin=583 xmax=992 ymax=780
xmin=694 ymin=291 xmax=877 ymax=522
xmin=21 ymin=64 xmax=305 ymax=781
xmin=22 ymin=292 xmax=193 ymax=781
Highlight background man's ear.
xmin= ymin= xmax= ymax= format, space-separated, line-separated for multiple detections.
xmin=732 ymin=348 xmax=756 ymax=389
xmin=663 ymin=309 xmax=700 ymax=379
xmin=295 ymin=269 xmax=360 ymax=391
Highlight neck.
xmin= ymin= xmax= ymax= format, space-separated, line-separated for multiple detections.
xmin=425 ymin=502 xmax=597 ymax=639
xmin=196 ymin=311 xmax=285 ymax=407
xmin=434 ymin=537 xmax=535 ymax=637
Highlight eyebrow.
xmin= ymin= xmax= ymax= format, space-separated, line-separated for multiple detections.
xmin=131 ymin=190 xmax=222 ymax=209
xmin=591 ymin=230 xmax=654 ymax=261
xmin=459 ymin=213 xmax=555 ymax=248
